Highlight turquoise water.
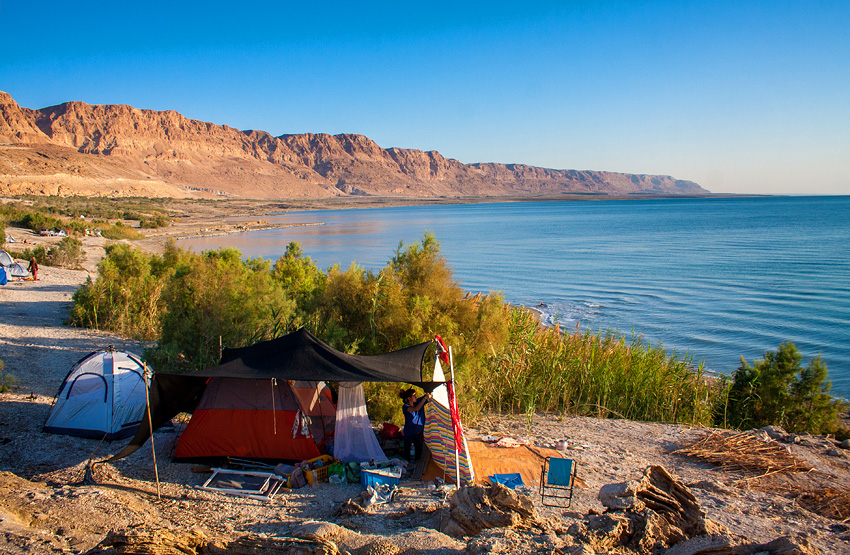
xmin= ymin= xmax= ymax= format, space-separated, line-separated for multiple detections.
xmin=179 ymin=196 xmax=850 ymax=397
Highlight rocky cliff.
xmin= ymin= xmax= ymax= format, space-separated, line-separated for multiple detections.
xmin=0 ymin=91 xmax=709 ymax=199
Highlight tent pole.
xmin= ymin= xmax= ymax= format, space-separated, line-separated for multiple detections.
xmin=143 ymin=363 xmax=161 ymax=499
xmin=449 ymin=346 xmax=460 ymax=487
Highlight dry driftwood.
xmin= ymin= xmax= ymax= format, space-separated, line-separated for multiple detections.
xmin=100 ymin=528 xmax=209 ymax=555
xmin=98 ymin=528 xmax=340 ymax=555
xmin=220 ymin=535 xmax=340 ymax=555
xmin=585 ymin=466 xmax=825 ymax=555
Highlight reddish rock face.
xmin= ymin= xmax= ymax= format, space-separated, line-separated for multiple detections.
xmin=0 ymin=91 xmax=709 ymax=199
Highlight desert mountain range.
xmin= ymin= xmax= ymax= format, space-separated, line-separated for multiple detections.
xmin=0 ymin=91 xmax=709 ymax=199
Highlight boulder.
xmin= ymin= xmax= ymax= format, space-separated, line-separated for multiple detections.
xmin=439 ymin=483 xmax=541 ymax=538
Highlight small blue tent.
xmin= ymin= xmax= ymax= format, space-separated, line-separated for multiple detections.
xmin=43 ymin=349 xmax=151 ymax=440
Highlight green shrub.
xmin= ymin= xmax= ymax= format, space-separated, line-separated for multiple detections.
xmin=100 ymin=222 xmax=145 ymax=240
xmin=70 ymin=243 xmax=172 ymax=339
xmin=14 ymin=238 xmax=84 ymax=269
xmin=45 ymin=237 xmax=85 ymax=268
xmin=719 ymin=342 xmax=848 ymax=435
xmin=0 ymin=360 xmax=17 ymax=393
xmin=11 ymin=245 xmax=49 ymax=265
xmin=20 ymin=212 xmax=62 ymax=232
xmin=67 ymin=220 xmax=90 ymax=235
xmin=146 ymin=248 xmax=297 ymax=373
xmin=139 ymin=215 xmax=170 ymax=228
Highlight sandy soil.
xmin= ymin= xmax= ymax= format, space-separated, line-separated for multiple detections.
xmin=1 ymin=223 xmax=849 ymax=554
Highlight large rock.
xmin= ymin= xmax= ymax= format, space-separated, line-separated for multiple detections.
xmin=581 ymin=466 xmax=728 ymax=553
xmin=440 ymin=483 xmax=541 ymax=538
xmin=584 ymin=466 xmax=820 ymax=555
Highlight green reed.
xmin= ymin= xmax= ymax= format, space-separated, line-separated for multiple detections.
xmin=464 ymin=308 xmax=721 ymax=426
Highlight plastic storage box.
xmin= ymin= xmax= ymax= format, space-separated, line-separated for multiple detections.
xmin=360 ymin=464 xmax=402 ymax=489
xmin=304 ymin=455 xmax=335 ymax=486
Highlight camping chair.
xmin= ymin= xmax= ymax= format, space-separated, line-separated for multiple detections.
xmin=539 ymin=457 xmax=577 ymax=508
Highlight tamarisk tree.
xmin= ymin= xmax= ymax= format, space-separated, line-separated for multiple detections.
xmin=722 ymin=341 xmax=847 ymax=436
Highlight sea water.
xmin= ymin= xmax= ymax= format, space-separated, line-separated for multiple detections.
xmin=179 ymin=196 xmax=850 ymax=398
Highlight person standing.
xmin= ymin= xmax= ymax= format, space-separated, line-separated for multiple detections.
xmin=27 ymin=257 xmax=38 ymax=281
xmin=400 ymin=388 xmax=431 ymax=463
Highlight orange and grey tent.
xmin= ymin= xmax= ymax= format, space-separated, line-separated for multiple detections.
xmin=112 ymin=328 xmax=434 ymax=463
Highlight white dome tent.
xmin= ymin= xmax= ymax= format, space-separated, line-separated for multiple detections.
xmin=0 ymin=249 xmax=30 ymax=281
xmin=43 ymin=348 xmax=151 ymax=440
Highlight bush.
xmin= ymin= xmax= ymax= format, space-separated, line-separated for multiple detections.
xmin=720 ymin=342 xmax=848 ymax=435
xmin=139 ymin=215 xmax=170 ymax=228
xmin=100 ymin=222 xmax=145 ymax=240
xmin=15 ymin=238 xmax=84 ymax=269
xmin=46 ymin=237 xmax=85 ymax=268
xmin=12 ymin=245 xmax=49 ymax=265
xmin=70 ymin=243 xmax=173 ymax=339
xmin=20 ymin=212 xmax=62 ymax=233
xmin=0 ymin=359 xmax=17 ymax=393
xmin=146 ymin=248 xmax=297 ymax=373
xmin=67 ymin=220 xmax=90 ymax=235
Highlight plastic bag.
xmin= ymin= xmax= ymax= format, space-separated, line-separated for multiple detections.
xmin=344 ymin=462 xmax=361 ymax=483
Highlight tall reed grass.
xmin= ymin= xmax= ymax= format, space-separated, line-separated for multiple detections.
xmin=462 ymin=308 xmax=721 ymax=426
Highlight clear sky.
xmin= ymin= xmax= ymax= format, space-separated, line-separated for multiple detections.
xmin=1 ymin=1 xmax=848 ymax=194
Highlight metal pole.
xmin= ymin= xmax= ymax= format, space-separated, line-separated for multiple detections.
xmin=449 ymin=347 xmax=460 ymax=486
xmin=143 ymin=363 xmax=161 ymax=499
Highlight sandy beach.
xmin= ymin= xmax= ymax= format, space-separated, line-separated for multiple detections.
xmin=1 ymin=224 xmax=849 ymax=554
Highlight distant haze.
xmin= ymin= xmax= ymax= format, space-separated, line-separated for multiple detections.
xmin=1 ymin=1 xmax=847 ymax=195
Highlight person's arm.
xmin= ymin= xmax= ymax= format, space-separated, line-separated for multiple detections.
xmin=404 ymin=393 xmax=431 ymax=412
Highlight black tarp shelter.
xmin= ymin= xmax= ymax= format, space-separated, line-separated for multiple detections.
xmin=111 ymin=328 xmax=434 ymax=461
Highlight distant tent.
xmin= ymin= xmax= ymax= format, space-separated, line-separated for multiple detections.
xmin=0 ymin=250 xmax=29 ymax=279
xmin=6 ymin=262 xmax=29 ymax=279
xmin=112 ymin=328 xmax=435 ymax=462
xmin=43 ymin=350 xmax=150 ymax=440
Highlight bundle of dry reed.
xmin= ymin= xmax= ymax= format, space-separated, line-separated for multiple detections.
xmin=797 ymin=488 xmax=850 ymax=521
xmin=672 ymin=430 xmax=813 ymax=479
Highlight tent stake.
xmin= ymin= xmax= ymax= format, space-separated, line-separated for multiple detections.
xmin=143 ymin=363 xmax=161 ymax=499
xmin=449 ymin=346 xmax=460 ymax=487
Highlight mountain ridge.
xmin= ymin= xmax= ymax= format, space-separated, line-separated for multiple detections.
xmin=0 ymin=91 xmax=709 ymax=199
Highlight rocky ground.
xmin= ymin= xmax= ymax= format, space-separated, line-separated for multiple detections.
xmin=1 ymin=220 xmax=849 ymax=554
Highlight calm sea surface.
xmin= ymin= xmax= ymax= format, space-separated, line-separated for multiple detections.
xmin=179 ymin=196 xmax=850 ymax=398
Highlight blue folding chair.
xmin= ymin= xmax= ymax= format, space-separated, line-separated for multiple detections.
xmin=539 ymin=457 xmax=577 ymax=507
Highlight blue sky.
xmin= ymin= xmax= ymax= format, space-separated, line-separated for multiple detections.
xmin=1 ymin=1 xmax=848 ymax=194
